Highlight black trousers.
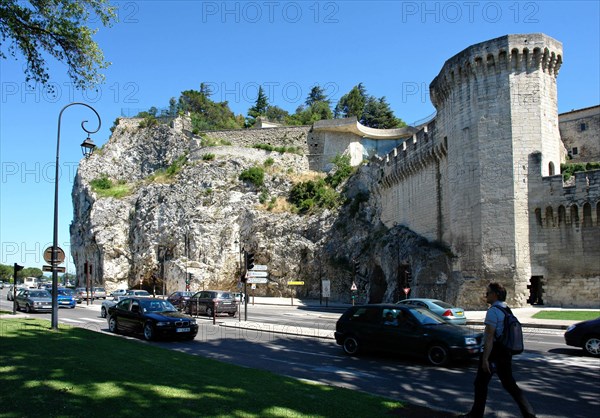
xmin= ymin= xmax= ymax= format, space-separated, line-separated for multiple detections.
xmin=469 ymin=347 xmax=535 ymax=418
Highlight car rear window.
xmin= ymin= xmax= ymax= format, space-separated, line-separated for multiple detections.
xmin=217 ymin=292 xmax=233 ymax=299
xmin=432 ymin=300 xmax=453 ymax=309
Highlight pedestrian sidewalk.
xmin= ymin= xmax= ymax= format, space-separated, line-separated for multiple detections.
xmin=241 ymin=296 xmax=594 ymax=330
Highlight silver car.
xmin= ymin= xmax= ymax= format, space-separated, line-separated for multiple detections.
xmin=15 ymin=289 xmax=53 ymax=313
xmin=396 ymin=298 xmax=467 ymax=325
xmin=101 ymin=295 xmax=130 ymax=318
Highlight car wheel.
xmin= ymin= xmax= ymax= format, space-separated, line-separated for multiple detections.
xmin=25 ymin=304 xmax=32 ymax=313
xmin=206 ymin=306 xmax=213 ymax=317
xmin=227 ymin=312 xmax=235 ymax=317
xmin=108 ymin=317 xmax=119 ymax=334
xmin=342 ymin=336 xmax=360 ymax=355
xmin=583 ymin=335 xmax=600 ymax=357
xmin=143 ymin=323 xmax=155 ymax=341
xmin=101 ymin=306 xmax=107 ymax=318
xmin=427 ymin=343 xmax=450 ymax=366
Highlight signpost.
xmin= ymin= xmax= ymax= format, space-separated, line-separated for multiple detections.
xmin=246 ymin=277 xmax=268 ymax=284
xmin=248 ymin=264 xmax=268 ymax=271
xmin=245 ymin=271 xmax=268 ymax=278
xmin=403 ymin=287 xmax=411 ymax=297
xmin=322 ymin=279 xmax=330 ymax=307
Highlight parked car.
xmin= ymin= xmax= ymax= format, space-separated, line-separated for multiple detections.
xmin=334 ymin=304 xmax=482 ymax=366
xmin=92 ymin=287 xmax=107 ymax=299
xmin=125 ymin=289 xmax=152 ymax=297
xmin=50 ymin=287 xmax=77 ymax=309
xmin=75 ymin=287 xmax=93 ymax=302
xmin=107 ymin=297 xmax=198 ymax=341
xmin=397 ymin=298 xmax=467 ymax=325
xmin=6 ymin=285 xmax=26 ymax=301
xmin=101 ymin=295 xmax=130 ymax=318
xmin=564 ymin=317 xmax=600 ymax=357
xmin=110 ymin=289 xmax=128 ymax=297
xmin=167 ymin=291 xmax=195 ymax=311
xmin=187 ymin=290 xmax=238 ymax=317
xmin=15 ymin=289 xmax=53 ymax=313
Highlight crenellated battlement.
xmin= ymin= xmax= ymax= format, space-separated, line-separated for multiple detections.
xmin=430 ymin=34 xmax=562 ymax=108
xmin=379 ymin=120 xmax=447 ymax=189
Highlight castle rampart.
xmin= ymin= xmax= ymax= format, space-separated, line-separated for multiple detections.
xmin=527 ymin=152 xmax=600 ymax=307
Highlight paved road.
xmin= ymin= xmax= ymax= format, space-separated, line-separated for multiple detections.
xmin=1 ymin=293 xmax=598 ymax=417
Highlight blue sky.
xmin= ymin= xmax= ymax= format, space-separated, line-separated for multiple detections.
xmin=1 ymin=0 xmax=599 ymax=273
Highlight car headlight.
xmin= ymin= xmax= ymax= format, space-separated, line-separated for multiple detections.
xmin=189 ymin=319 xmax=196 ymax=324
xmin=566 ymin=324 xmax=576 ymax=332
xmin=155 ymin=321 xmax=169 ymax=327
xmin=465 ymin=337 xmax=478 ymax=345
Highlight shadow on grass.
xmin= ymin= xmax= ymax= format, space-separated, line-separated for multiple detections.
xmin=0 ymin=318 xmax=404 ymax=418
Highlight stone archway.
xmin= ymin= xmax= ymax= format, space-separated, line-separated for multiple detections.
xmin=369 ymin=265 xmax=387 ymax=303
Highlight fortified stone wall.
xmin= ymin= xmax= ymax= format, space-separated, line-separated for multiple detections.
xmin=378 ymin=121 xmax=448 ymax=242
xmin=527 ymin=152 xmax=600 ymax=307
xmin=198 ymin=125 xmax=311 ymax=152
xmin=559 ymin=105 xmax=600 ymax=162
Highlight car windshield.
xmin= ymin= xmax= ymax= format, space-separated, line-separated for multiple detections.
xmin=217 ymin=292 xmax=233 ymax=299
xmin=410 ymin=307 xmax=447 ymax=325
xmin=29 ymin=291 xmax=50 ymax=298
xmin=94 ymin=288 xmax=105 ymax=292
xmin=140 ymin=299 xmax=177 ymax=313
xmin=58 ymin=289 xmax=74 ymax=296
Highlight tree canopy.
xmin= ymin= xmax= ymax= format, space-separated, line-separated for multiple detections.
xmin=0 ymin=0 xmax=117 ymax=89
xmin=335 ymin=83 xmax=406 ymax=129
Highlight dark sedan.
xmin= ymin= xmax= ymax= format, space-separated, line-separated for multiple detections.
xmin=187 ymin=290 xmax=237 ymax=317
xmin=15 ymin=289 xmax=53 ymax=313
xmin=564 ymin=317 xmax=600 ymax=357
xmin=107 ymin=297 xmax=198 ymax=341
xmin=334 ymin=304 xmax=482 ymax=366
xmin=167 ymin=291 xmax=195 ymax=311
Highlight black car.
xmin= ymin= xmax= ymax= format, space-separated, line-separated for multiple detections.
xmin=187 ymin=290 xmax=237 ymax=317
xmin=334 ymin=304 xmax=483 ymax=366
xmin=167 ymin=291 xmax=195 ymax=311
xmin=564 ymin=317 xmax=600 ymax=357
xmin=107 ymin=297 xmax=198 ymax=341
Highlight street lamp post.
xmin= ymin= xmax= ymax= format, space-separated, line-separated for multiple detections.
xmin=50 ymin=102 xmax=100 ymax=330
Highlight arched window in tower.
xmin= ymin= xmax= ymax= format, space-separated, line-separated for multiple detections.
xmin=535 ymin=208 xmax=542 ymax=227
xmin=558 ymin=205 xmax=566 ymax=226
xmin=582 ymin=203 xmax=592 ymax=227
xmin=548 ymin=162 xmax=555 ymax=176
xmin=570 ymin=204 xmax=580 ymax=226
xmin=545 ymin=206 xmax=554 ymax=227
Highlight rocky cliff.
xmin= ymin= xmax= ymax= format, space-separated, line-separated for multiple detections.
xmin=71 ymin=116 xmax=457 ymax=303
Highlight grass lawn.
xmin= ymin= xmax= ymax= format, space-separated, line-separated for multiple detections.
xmin=532 ymin=311 xmax=600 ymax=321
xmin=0 ymin=317 xmax=413 ymax=418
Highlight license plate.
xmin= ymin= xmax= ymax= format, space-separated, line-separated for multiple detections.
xmin=176 ymin=328 xmax=191 ymax=333
xmin=456 ymin=311 xmax=464 ymax=316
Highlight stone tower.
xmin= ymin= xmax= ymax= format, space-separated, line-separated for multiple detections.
xmin=430 ymin=34 xmax=564 ymax=303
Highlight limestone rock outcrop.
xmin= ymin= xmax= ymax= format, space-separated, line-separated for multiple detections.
xmin=71 ymin=116 xmax=454 ymax=303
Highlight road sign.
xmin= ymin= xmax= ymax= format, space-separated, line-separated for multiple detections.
xmin=246 ymin=271 xmax=268 ymax=278
xmin=287 ymin=281 xmax=304 ymax=285
xmin=248 ymin=264 xmax=268 ymax=271
xmin=43 ymin=246 xmax=65 ymax=264
xmin=322 ymin=279 xmax=331 ymax=298
xmin=247 ymin=277 xmax=268 ymax=284
xmin=351 ymin=282 xmax=357 ymax=291
xmin=42 ymin=265 xmax=66 ymax=273
xmin=403 ymin=287 xmax=411 ymax=296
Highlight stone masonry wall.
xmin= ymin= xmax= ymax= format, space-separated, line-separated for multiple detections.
xmin=528 ymin=152 xmax=600 ymax=307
